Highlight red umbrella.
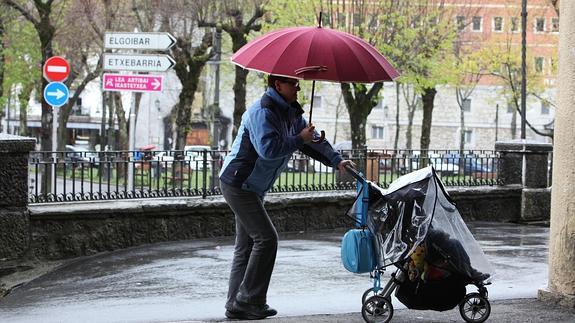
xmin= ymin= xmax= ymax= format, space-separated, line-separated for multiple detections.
xmin=231 ymin=15 xmax=399 ymax=141
xmin=232 ymin=26 xmax=399 ymax=83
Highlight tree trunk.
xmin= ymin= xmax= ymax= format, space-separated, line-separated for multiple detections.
xmin=18 ymin=84 xmax=32 ymax=136
xmin=349 ymin=109 xmax=367 ymax=151
xmin=174 ymin=86 xmax=196 ymax=150
xmin=394 ymin=82 xmax=400 ymax=151
xmin=459 ymin=106 xmax=465 ymax=154
xmin=114 ymin=93 xmax=127 ymax=182
xmin=459 ymin=105 xmax=465 ymax=169
xmin=511 ymin=105 xmax=517 ymax=139
xmin=340 ymin=82 xmax=382 ymax=150
xmin=114 ymin=93 xmax=128 ymax=150
xmin=0 ymin=15 xmax=4 ymax=109
xmin=232 ymin=66 xmax=248 ymax=140
xmin=406 ymin=107 xmax=415 ymax=150
xmin=420 ymin=87 xmax=437 ymax=154
xmin=106 ymin=94 xmax=115 ymax=150
xmin=134 ymin=91 xmax=142 ymax=129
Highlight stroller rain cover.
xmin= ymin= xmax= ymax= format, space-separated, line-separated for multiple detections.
xmin=348 ymin=166 xmax=494 ymax=310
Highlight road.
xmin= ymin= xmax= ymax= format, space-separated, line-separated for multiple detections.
xmin=0 ymin=222 xmax=553 ymax=322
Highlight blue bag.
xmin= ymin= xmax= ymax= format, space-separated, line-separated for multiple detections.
xmin=341 ymin=229 xmax=376 ymax=273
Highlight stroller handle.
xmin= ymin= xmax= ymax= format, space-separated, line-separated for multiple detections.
xmin=344 ymin=164 xmax=366 ymax=182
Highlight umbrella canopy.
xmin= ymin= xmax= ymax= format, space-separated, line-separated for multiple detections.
xmin=231 ymin=26 xmax=399 ymax=83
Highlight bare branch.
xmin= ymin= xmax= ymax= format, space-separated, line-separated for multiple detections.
xmin=2 ymin=0 xmax=39 ymax=26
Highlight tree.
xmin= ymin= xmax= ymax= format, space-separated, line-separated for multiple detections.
xmin=394 ymin=0 xmax=457 ymax=153
xmin=0 ymin=11 xmax=5 ymax=131
xmin=400 ymin=83 xmax=420 ymax=150
xmin=480 ymin=42 xmax=550 ymax=139
xmin=159 ymin=1 xmax=214 ymax=150
xmin=1 ymin=14 xmax=41 ymax=137
xmin=198 ymin=0 xmax=267 ymax=140
xmin=2 ymin=0 xmax=57 ymax=152
xmin=54 ymin=0 xmax=105 ymax=151
xmin=452 ymin=46 xmax=483 ymax=154
xmin=319 ymin=0 xmax=388 ymax=150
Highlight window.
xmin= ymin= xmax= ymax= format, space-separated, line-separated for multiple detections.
xmin=462 ymin=98 xmax=471 ymax=112
xmin=541 ymin=101 xmax=550 ymax=115
xmin=456 ymin=16 xmax=466 ymax=31
xmin=312 ymin=95 xmax=322 ymax=109
xmin=551 ymin=18 xmax=559 ymax=32
xmin=464 ymin=130 xmax=473 ymax=144
xmin=535 ymin=18 xmax=545 ymax=32
xmin=534 ymin=57 xmax=544 ymax=73
xmin=372 ymin=126 xmax=384 ymax=139
xmin=507 ymin=103 xmax=514 ymax=114
xmin=493 ymin=17 xmax=503 ymax=32
xmin=472 ymin=16 xmax=482 ymax=31
xmin=510 ymin=17 xmax=519 ymax=32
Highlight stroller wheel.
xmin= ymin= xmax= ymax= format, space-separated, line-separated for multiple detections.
xmin=361 ymin=296 xmax=393 ymax=323
xmin=362 ymin=287 xmax=383 ymax=304
xmin=459 ymin=292 xmax=491 ymax=323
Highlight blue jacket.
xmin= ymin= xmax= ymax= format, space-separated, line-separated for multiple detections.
xmin=219 ymin=87 xmax=343 ymax=197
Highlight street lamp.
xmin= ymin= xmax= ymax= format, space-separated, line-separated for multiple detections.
xmin=521 ymin=0 xmax=527 ymax=139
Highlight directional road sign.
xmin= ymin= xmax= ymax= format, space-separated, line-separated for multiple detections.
xmin=43 ymin=56 xmax=70 ymax=82
xmin=103 ymin=53 xmax=176 ymax=72
xmin=43 ymin=82 xmax=69 ymax=107
xmin=104 ymin=32 xmax=177 ymax=51
xmin=103 ymin=74 xmax=163 ymax=93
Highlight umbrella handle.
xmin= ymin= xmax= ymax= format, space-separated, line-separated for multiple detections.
xmin=312 ymin=130 xmax=326 ymax=143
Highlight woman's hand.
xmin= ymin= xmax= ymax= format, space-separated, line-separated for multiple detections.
xmin=298 ymin=124 xmax=316 ymax=143
xmin=337 ymin=160 xmax=356 ymax=175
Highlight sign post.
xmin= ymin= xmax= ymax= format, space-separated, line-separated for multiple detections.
xmin=43 ymin=56 xmax=70 ymax=194
xmin=103 ymin=32 xmax=176 ymax=190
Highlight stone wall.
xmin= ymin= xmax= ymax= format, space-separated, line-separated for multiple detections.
xmin=0 ymin=134 xmax=35 ymax=260
xmin=29 ymin=186 xmax=521 ymax=260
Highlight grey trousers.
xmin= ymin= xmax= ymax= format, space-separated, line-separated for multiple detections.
xmin=221 ymin=181 xmax=278 ymax=309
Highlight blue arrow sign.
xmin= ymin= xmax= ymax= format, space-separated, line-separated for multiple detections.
xmin=43 ymin=82 xmax=69 ymax=107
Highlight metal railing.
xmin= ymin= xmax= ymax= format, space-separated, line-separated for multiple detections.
xmin=28 ymin=148 xmax=501 ymax=204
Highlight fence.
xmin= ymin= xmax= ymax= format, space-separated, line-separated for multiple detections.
xmin=28 ymin=148 xmax=501 ymax=204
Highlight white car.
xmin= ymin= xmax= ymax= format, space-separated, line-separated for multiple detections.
xmin=184 ymin=145 xmax=213 ymax=170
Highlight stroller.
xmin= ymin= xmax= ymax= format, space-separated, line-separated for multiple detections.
xmin=342 ymin=166 xmax=493 ymax=323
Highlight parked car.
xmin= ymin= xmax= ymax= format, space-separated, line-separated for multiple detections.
xmin=443 ymin=153 xmax=495 ymax=175
xmin=65 ymin=145 xmax=99 ymax=166
xmin=399 ymin=154 xmax=459 ymax=176
xmin=184 ymin=145 xmax=213 ymax=170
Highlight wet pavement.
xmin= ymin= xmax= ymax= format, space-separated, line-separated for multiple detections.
xmin=0 ymin=222 xmax=570 ymax=323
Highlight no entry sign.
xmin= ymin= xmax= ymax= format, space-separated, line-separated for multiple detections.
xmin=43 ymin=56 xmax=70 ymax=82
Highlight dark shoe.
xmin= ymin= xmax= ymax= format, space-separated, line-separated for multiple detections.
xmin=224 ymin=309 xmax=243 ymax=319
xmin=227 ymin=301 xmax=277 ymax=320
